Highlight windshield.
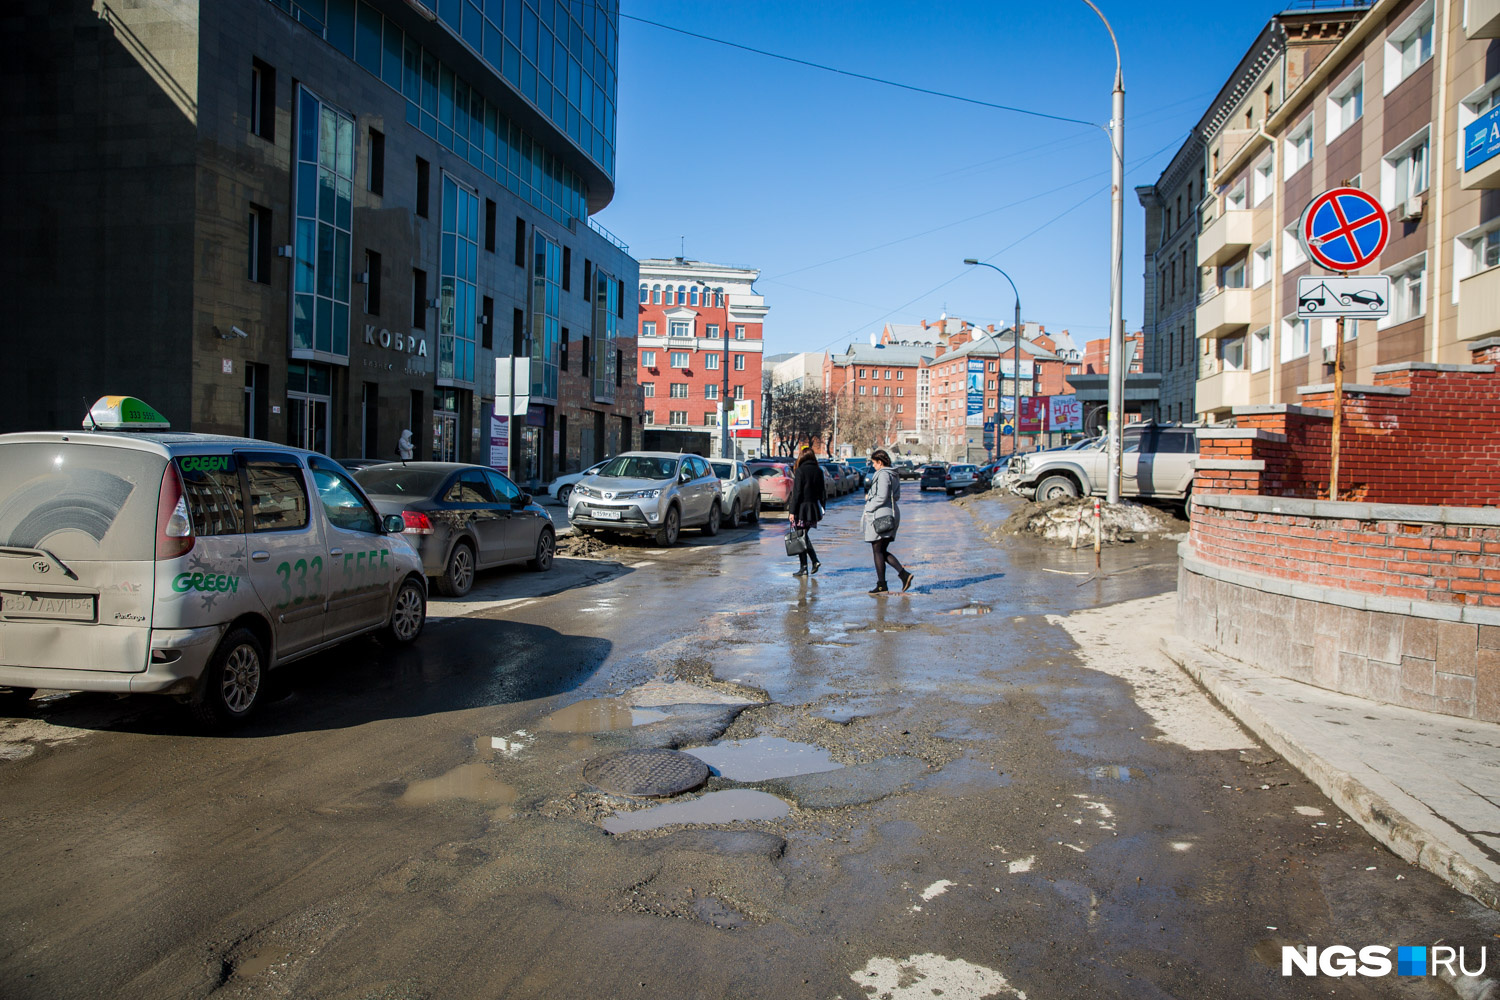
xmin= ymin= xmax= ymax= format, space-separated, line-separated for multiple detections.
xmin=597 ymin=455 xmax=678 ymax=480
xmin=354 ymin=467 xmax=450 ymax=497
xmin=0 ymin=442 xmax=165 ymax=561
xmin=710 ymin=461 xmax=734 ymax=479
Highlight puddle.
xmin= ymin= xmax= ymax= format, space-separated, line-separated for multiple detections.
xmin=541 ymin=698 xmax=669 ymax=732
xmin=399 ymin=761 xmax=517 ymax=819
xmin=1085 ymin=764 xmax=1140 ymax=782
xmin=627 ymin=679 xmax=761 ymax=707
xmin=938 ymin=602 xmax=992 ymax=616
xmin=685 ymin=736 xmax=843 ymax=782
xmin=603 ymin=789 xmax=790 ymax=834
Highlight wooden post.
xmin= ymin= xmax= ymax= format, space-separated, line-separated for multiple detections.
xmin=1093 ymin=497 xmax=1102 ymax=569
xmin=1329 ymin=315 xmax=1345 ymax=501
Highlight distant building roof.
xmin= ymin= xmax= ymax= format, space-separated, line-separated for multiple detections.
xmin=939 ymin=332 xmax=1062 ymax=363
xmin=830 ymin=343 xmax=935 ymax=366
xmin=763 ymin=352 xmax=796 ymax=365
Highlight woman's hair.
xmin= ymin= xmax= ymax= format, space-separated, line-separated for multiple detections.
xmin=871 ymin=449 xmax=891 ymax=467
xmin=797 ymin=444 xmax=817 ymax=466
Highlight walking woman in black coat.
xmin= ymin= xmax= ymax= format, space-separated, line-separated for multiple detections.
xmin=788 ymin=445 xmax=826 ymax=576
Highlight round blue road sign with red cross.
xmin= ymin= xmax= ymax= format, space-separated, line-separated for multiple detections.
xmin=1299 ymin=187 xmax=1389 ymax=272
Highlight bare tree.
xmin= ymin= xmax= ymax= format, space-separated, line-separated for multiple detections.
xmin=768 ymin=382 xmax=829 ymax=455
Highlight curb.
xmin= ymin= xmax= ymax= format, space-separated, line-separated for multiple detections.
xmin=1160 ymin=635 xmax=1500 ymax=912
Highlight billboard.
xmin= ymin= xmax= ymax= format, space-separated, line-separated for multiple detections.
xmin=732 ymin=399 xmax=754 ymax=429
xmin=1048 ymin=394 xmax=1082 ymax=432
xmin=1465 ymin=106 xmax=1500 ymax=172
xmin=1018 ymin=396 xmax=1047 ymax=434
xmin=966 ymin=358 xmax=985 ymax=426
xmin=1000 ymin=359 xmax=1035 ymax=380
xmin=488 ymin=413 xmax=510 ymax=475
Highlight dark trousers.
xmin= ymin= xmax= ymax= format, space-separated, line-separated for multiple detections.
xmin=798 ymin=530 xmax=819 ymax=569
xmin=871 ymin=538 xmax=905 ymax=584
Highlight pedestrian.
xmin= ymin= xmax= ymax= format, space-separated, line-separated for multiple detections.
xmin=788 ymin=444 xmax=825 ymax=577
xmin=863 ymin=449 xmax=913 ymax=595
xmin=396 ymin=428 xmax=414 ymax=461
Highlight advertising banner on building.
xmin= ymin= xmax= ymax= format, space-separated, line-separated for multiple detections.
xmin=966 ymin=358 xmax=985 ymax=426
xmin=1048 ymin=394 xmax=1082 ymax=432
xmin=1465 ymin=106 xmax=1500 ymax=172
xmin=1000 ymin=359 xmax=1035 ymax=380
xmin=488 ymin=413 xmax=510 ymax=475
xmin=1018 ymin=396 xmax=1047 ymax=434
xmin=732 ymin=399 xmax=754 ymax=429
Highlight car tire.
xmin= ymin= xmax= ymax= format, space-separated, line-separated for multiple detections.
xmin=556 ymin=484 xmax=572 ymax=506
xmin=654 ymin=506 xmax=680 ymax=547
xmin=702 ymin=501 xmax=722 ymax=537
xmin=188 ymin=627 xmax=265 ymax=729
xmin=0 ymin=687 xmax=36 ymax=716
xmin=729 ymin=498 xmax=742 ymax=526
xmin=439 ymin=541 xmax=475 ymax=597
xmin=748 ymin=498 xmax=760 ymax=524
xmin=528 ymin=528 xmax=556 ymax=572
xmin=383 ymin=576 xmax=427 ymax=644
xmin=1036 ymin=474 xmax=1080 ymax=501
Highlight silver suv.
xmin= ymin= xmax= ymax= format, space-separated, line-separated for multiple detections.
xmin=1011 ymin=424 xmax=1197 ymax=502
xmin=568 ymin=452 xmax=724 ymax=546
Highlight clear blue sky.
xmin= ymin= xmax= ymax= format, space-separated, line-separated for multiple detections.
xmin=591 ymin=0 xmax=1294 ymax=356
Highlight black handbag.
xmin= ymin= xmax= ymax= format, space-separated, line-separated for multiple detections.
xmin=784 ymin=529 xmax=809 ymax=556
xmin=872 ymin=513 xmax=896 ymax=536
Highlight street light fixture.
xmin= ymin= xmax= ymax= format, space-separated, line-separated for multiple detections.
xmin=962 ymin=260 xmax=1022 ymax=459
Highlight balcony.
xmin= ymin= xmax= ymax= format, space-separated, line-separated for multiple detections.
xmin=1459 ymin=266 xmax=1500 ymax=341
xmin=1196 ymin=367 xmax=1251 ymax=414
xmin=1467 ymin=0 xmax=1500 ymax=38
xmin=1197 ymin=210 xmax=1254 ymax=267
xmin=1196 ymin=286 xmax=1253 ymax=339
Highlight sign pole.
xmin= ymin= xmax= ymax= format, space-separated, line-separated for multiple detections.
xmin=1329 ymin=315 xmax=1345 ymax=501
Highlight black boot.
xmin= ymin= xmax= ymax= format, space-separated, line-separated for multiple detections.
xmin=868 ymin=582 xmax=888 ymax=595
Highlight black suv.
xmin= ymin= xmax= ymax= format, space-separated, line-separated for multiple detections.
xmin=919 ymin=464 xmax=948 ymax=492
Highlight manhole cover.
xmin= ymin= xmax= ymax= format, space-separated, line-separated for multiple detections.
xmin=583 ymin=749 xmax=709 ymax=798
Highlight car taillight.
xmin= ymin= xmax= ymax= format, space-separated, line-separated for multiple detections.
xmin=155 ymin=463 xmax=194 ymax=560
xmin=402 ymin=510 xmax=433 ymax=534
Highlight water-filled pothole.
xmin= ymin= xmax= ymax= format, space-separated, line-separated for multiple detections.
xmin=685 ymin=736 xmax=842 ymax=782
xmin=540 ymin=697 xmax=669 ymax=732
xmin=939 ymin=602 xmax=992 ymax=616
xmin=1086 ymin=764 xmax=1141 ymax=782
xmin=603 ymin=789 xmax=790 ymax=834
xmin=398 ymin=761 xmax=517 ymax=819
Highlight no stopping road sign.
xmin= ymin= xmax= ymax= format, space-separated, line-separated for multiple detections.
xmin=1298 ymin=188 xmax=1389 ymax=272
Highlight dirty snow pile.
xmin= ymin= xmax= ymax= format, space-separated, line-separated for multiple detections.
xmin=998 ymin=497 xmax=1176 ymax=545
xmin=555 ymin=531 xmax=613 ymax=558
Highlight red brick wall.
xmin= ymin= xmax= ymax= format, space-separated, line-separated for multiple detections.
xmin=1191 ymin=505 xmax=1500 ymax=609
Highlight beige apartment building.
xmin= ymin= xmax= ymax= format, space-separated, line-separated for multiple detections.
xmin=1193 ymin=0 xmax=1500 ymax=421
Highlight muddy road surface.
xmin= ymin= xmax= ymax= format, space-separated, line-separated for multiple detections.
xmin=2 ymin=489 xmax=1495 ymax=999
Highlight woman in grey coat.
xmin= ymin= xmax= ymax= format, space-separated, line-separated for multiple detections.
xmin=861 ymin=449 xmax=913 ymax=595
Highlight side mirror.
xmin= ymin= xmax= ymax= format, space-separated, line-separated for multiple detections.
xmin=680 ymin=471 xmax=691 ymax=483
xmin=518 ymin=493 xmax=532 ymax=506
xmin=382 ymin=513 xmax=405 ymax=534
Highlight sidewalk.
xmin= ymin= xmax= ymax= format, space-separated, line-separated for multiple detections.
xmin=1161 ymin=635 xmax=1500 ymax=911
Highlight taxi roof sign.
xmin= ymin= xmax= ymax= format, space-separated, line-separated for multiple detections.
xmin=84 ymin=395 xmax=171 ymax=430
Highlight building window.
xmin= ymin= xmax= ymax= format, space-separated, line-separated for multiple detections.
xmin=1252 ymin=241 xmax=1273 ymax=288
xmin=530 ymin=231 xmax=561 ymax=399
xmin=1455 ymin=223 xmax=1500 ymax=297
xmin=643 ymin=382 xmax=655 ymax=397
xmin=669 ymin=320 xmax=691 ymax=338
xmin=859 ymin=385 xmax=867 ymax=395
xmin=669 ymin=383 xmax=688 ymax=398
xmin=592 ymin=264 xmax=619 ymax=403
xmin=858 ymin=368 xmax=867 ymax=378
xmin=484 ymin=199 xmax=496 ymax=252
xmin=705 ymin=383 xmax=719 ymax=399
xmin=669 ymin=411 xmax=688 ymax=426
xmin=1281 ymin=314 xmax=1311 ymax=361
xmin=642 ymin=322 xmax=656 ymax=337
xmin=292 ymin=86 xmax=354 ymax=358
xmin=438 ymin=174 xmax=480 ymax=385
xmin=733 ymin=384 xmax=744 ymax=399
xmin=1253 ymin=153 xmax=1275 ymax=206
xmin=704 ymin=411 xmax=718 ymax=426
xmin=705 ymin=354 xmax=719 ymax=370
xmin=251 ymin=58 xmax=275 ymax=140
xmin=1327 ymin=67 xmax=1363 ymax=142
xmin=896 ymin=404 xmax=903 ymax=413
xmin=1222 ymin=258 xmax=1247 ymax=289
xmin=1386 ymin=2 xmax=1434 ymax=94
xmin=514 ymin=217 xmax=527 ymax=267
xmin=367 ymin=128 xmax=384 ymax=194
xmin=896 ymin=370 xmax=904 ymax=380
xmin=1381 ymin=253 xmax=1427 ymax=327
xmin=1382 ymin=126 xmax=1430 ymax=213
xmin=1282 ymin=223 xmax=1307 ymax=273
xmin=652 ymin=284 xmax=662 ymax=304
xmin=639 ymin=283 xmax=649 ymax=303
xmin=561 ymin=246 xmax=571 ymax=292
xmin=677 ymin=285 xmax=687 ymax=304
xmin=689 ymin=286 xmax=699 ymax=306
xmin=1220 ymin=335 xmax=1246 ymax=371
xmin=670 ymin=351 xmax=689 ymax=368
xmin=735 ymin=325 xmax=745 ymax=339
xmin=642 ymin=350 xmax=656 ymax=367
xmin=412 ymin=269 xmax=427 ymax=328
xmin=733 ymin=355 xmax=745 ymax=371
xmin=1226 ymin=179 xmax=1247 ymax=211
xmin=415 ymin=156 xmax=430 ymax=217
xmin=706 ymin=324 xmax=719 ymax=338
xmin=559 ymin=328 xmax=569 ymax=372
xmin=481 ymin=294 xmax=492 ymax=350
xmin=248 ymin=205 xmax=271 ymax=284
xmin=1284 ymin=115 xmax=1314 ymax=178
xmin=364 ymin=249 xmax=381 ymax=313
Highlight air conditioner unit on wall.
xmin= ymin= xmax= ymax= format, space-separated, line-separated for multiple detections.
xmin=1398 ymin=194 xmax=1425 ymax=222
xmin=1322 ymin=345 xmax=1337 ymax=364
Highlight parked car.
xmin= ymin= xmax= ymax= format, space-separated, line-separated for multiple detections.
xmin=546 ymin=458 xmax=609 ymax=506
xmin=819 ymin=460 xmax=851 ymax=497
xmin=568 ymin=452 xmax=724 ymax=546
xmin=0 ymin=396 xmax=428 ymax=728
xmin=1010 ymin=423 xmax=1197 ymax=503
xmin=749 ymin=461 xmax=795 ymax=509
xmin=335 ymin=457 xmax=391 ymax=472
xmin=357 ymin=462 xmax=556 ymax=597
xmin=944 ymin=464 xmax=980 ymax=495
xmin=710 ymin=459 xmax=762 ymax=526
xmin=919 ymin=464 xmax=948 ymax=492
xmin=896 ymin=460 xmax=921 ymax=480
xmin=846 ymin=457 xmax=872 ymax=488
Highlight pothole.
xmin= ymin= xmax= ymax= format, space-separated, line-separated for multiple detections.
xmin=603 ymin=789 xmax=790 ymax=834
xmin=685 ymin=736 xmax=843 ymax=782
xmin=1085 ymin=764 xmax=1142 ymax=782
xmin=540 ymin=698 xmax=670 ymax=732
xmin=398 ymin=761 xmax=517 ymax=819
xmin=938 ymin=602 xmax=992 ymax=616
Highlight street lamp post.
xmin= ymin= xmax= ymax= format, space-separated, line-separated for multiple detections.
xmin=962 ymin=260 xmax=1022 ymax=459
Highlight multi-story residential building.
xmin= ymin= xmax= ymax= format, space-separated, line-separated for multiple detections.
xmin=2 ymin=0 xmax=640 ymax=484
xmin=1137 ymin=133 xmax=1208 ymax=423
xmin=636 ymin=259 xmax=768 ymax=458
xmin=1080 ymin=332 xmax=1146 ymax=375
xmin=824 ymin=342 xmax=931 ymax=445
xmin=924 ymin=328 xmax=1066 ymax=459
xmin=1192 ymin=0 xmax=1498 ymax=420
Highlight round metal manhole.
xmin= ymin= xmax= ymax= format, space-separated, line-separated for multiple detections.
xmin=583 ymin=749 xmax=709 ymax=798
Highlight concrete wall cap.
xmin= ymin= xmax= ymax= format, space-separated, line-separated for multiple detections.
xmin=1296 ymin=383 xmax=1412 ymax=397
xmin=1468 ymin=336 xmax=1500 ymax=351
xmin=1196 ymin=428 xmax=1288 ymax=442
xmin=1191 ymin=458 xmax=1266 ymax=470
xmin=1193 ymin=493 xmax=1500 ymax=525
xmin=1230 ymin=403 xmax=1333 ymax=418
xmin=1369 ymin=362 xmax=1496 ymax=374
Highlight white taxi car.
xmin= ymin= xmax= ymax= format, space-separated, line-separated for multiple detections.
xmin=0 ymin=397 xmax=428 ymax=728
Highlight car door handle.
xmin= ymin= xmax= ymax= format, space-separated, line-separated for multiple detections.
xmin=251 ymin=550 xmax=270 ymax=563
xmin=329 ymin=548 xmax=342 ymax=556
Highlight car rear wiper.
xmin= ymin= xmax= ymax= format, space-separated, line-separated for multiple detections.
xmin=0 ymin=545 xmax=80 ymax=581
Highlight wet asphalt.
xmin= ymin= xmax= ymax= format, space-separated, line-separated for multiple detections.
xmin=2 ymin=486 xmax=1497 ymax=999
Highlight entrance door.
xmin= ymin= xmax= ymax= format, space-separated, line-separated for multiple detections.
xmin=434 ymin=390 xmax=460 ymax=462
xmin=287 ymin=361 xmax=333 ymax=456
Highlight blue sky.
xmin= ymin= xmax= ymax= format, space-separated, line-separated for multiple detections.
xmin=592 ymin=1 xmax=1295 ymax=356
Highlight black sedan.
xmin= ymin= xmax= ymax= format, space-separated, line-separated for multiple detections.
xmin=918 ymin=464 xmax=948 ymax=492
xmin=354 ymin=462 xmax=556 ymax=596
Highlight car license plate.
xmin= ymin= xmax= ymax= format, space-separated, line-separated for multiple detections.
xmin=594 ymin=509 xmax=622 ymax=520
xmin=1 ymin=591 xmax=98 ymax=622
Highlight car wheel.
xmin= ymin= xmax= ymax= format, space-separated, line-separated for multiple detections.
xmin=702 ymin=501 xmax=722 ymax=537
xmin=1036 ymin=474 xmax=1080 ymax=501
xmin=384 ymin=576 xmax=427 ymax=644
xmin=729 ymin=498 xmax=742 ymax=527
xmin=556 ymin=484 xmax=572 ymax=506
xmin=654 ymin=506 xmax=680 ymax=547
xmin=0 ymin=687 xmax=36 ymax=716
xmin=439 ymin=541 xmax=475 ymax=597
xmin=188 ymin=627 xmax=265 ymax=729
xmin=528 ymin=528 xmax=556 ymax=572
xmin=748 ymin=497 xmax=760 ymax=524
